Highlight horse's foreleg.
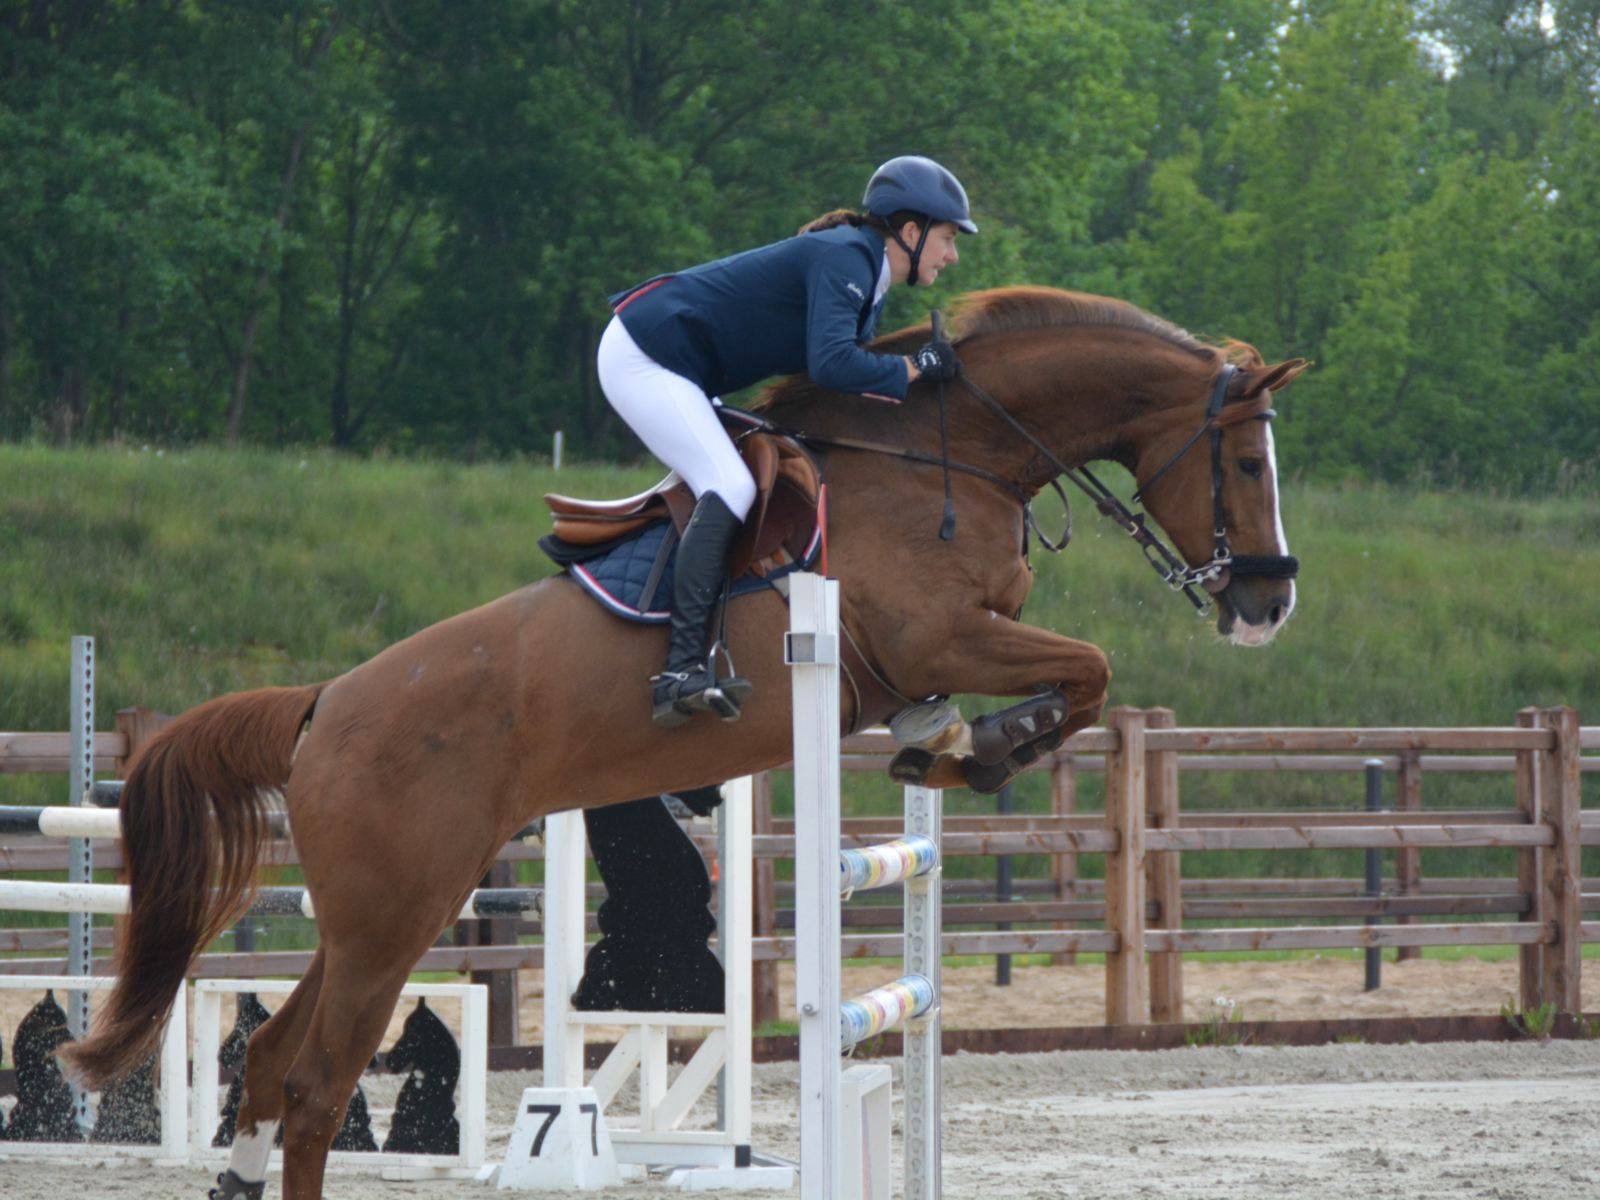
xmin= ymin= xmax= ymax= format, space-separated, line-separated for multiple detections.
xmin=884 ymin=613 xmax=1110 ymax=790
xmin=897 ymin=610 xmax=1110 ymax=705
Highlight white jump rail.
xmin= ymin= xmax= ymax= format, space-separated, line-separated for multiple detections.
xmin=789 ymin=571 xmax=941 ymax=1200
xmin=0 ymin=879 xmax=542 ymax=922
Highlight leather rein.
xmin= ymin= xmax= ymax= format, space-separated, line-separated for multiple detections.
xmin=730 ymin=312 xmax=1298 ymax=614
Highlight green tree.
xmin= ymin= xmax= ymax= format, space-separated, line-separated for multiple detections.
xmin=0 ymin=2 xmax=269 ymax=443
xmin=1520 ymin=84 xmax=1600 ymax=483
xmin=1308 ymin=152 xmax=1537 ymax=481
xmin=1418 ymin=0 xmax=1600 ymax=155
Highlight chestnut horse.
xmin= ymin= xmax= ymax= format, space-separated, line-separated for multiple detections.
xmin=64 ymin=286 xmax=1306 ymax=1198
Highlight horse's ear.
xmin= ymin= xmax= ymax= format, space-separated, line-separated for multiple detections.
xmin=1229 ymin=358 xmax=1310 ymax=399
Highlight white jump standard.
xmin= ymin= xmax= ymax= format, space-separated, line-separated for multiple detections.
xmin=788 ymin=571 xmax=942 ymax=1200
xmin=540 ymin=775 xmax=790 ymax=1189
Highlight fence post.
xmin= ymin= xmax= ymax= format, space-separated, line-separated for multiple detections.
xmin=1394 ymin=749 xmax=1422 ymax=961
xmin=1539 ymin=706 xmax=1582 ymax=1013
xmin=1514 ymin=707 xmax=1542 ymax=1010
xmin=114 ymin=706 xmax=169 ymax=773
xmin=1364 ymin=759 xmax=1384 ymax=992
xmin=1145 ymin=708 xmax=1182 ymax=1023
xmin=467 ymin=859 xmax=520 ymax=1046
xmin=994 ymin=783 xmax=1013 ymax=986
xmin=751 ymin=771 xmax=779 ymax=1028
xmin=1050 ymin=754 xmax=1077 ymax=966
xmin=1103 ymin=706 xmax=1147 ymax=1025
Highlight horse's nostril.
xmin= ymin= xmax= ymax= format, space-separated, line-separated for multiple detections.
xmin=1268 ymin=603 xmax=1285 ymax=626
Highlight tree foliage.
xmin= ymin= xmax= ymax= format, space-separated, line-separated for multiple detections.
xmin=1 ymin=0 xmax=1596 ymax=488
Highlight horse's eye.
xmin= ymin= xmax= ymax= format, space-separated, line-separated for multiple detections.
xmin=1238 ymin=458 xmax=1264 ymax=479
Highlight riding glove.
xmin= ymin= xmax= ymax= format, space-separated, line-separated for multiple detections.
xmin=911 ymin=340 xmax=961 ymax=381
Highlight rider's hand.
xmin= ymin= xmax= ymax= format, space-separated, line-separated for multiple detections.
xmin=910 ymin=340 xmax=960 ymax=382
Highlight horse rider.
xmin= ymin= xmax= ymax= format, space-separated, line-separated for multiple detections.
xmin=601 ymin=155 xmax=977 ymax=728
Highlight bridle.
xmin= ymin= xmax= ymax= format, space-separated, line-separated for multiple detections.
xmin=730 ymin=313 xmax=1298 ymax=614
xmin=939 ymin=345 xmax=1299 ymax=612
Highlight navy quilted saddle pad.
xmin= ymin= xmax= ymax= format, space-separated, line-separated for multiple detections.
xmin=539 ymin=519 xmax=813 ymax=626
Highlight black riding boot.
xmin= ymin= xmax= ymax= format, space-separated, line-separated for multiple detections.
xmin=651 ymin=491 xmax=751 ymax=727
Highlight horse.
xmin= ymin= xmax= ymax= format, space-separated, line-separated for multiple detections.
xmin=62 ymin=285 xmax=1306 ymax=1198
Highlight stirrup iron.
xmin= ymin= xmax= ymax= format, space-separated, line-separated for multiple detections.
xmin=702 ymin=639 xmax=752 ymax=722
xmin=650 ymin=645 xmax=751 ymax=727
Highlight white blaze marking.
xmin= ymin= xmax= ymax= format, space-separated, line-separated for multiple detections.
xmin=1243 ymin=418 xmax=1295 ymax=636
xmin=1226 ymin=414 xmax=1294 ymax=647
xmin=1264 ymin=422 xmax=1289 ymax=556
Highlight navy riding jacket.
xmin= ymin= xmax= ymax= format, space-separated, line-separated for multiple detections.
xmin=609 ymin=225 xmax=907 ymax=402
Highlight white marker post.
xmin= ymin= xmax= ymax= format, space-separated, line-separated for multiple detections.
xmin=788 ymin=572 xmax=844 ymax=1198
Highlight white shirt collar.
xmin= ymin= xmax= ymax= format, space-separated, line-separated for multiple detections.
xmin=873 ymin=252 xmax=892 ymax=306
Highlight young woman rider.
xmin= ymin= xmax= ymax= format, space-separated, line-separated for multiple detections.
xmin=601 ymin=155 xmax=977 ymax=728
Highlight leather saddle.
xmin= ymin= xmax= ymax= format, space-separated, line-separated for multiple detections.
xmin=544 ymin=433 xmax=822 ymax=578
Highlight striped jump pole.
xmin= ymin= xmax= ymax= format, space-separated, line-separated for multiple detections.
xmin=789 ymin=571 xmax=942 ymax=1200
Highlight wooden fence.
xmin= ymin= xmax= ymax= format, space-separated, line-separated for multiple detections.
xmin=2 ymin=706 xmax=1596 ymax=1037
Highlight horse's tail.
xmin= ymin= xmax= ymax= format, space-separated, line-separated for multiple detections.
xmin=60 ymin=682 xmax=325 ymax=1088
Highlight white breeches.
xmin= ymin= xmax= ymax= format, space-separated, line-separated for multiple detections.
xmin=597 ymin=316 xmax=757 ymax=520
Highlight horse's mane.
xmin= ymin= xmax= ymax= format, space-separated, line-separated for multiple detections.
xmin=751 ymin=285 xmax=1238 ymax=413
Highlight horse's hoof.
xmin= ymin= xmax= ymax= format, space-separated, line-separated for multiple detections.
xmin=209 ymin=1170 xmax=266 ymax=1200
xmin=889 ymin=701 xmax=967 ymax=753
xmin=888 ymin=747 xmax=937 ymax=784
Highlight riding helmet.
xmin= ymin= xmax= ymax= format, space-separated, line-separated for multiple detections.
xmin=863 ymin=156 xmax=978 ymax=234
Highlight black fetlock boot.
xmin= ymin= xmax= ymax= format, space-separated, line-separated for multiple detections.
xmin=970 ymin=686 xmax=1071 ymax=765
xmin=651 ymin=492 xmax=751 ymax=727
xmin=962 ymin=727 xmax=1067 ymax=794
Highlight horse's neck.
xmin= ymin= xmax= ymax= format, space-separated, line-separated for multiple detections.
xmin=762 ymin=329 xmax=1193 ymax=488
xmin=949 ymin=330 xmax=1200 ymax=481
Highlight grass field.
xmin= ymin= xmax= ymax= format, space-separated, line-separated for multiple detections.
xmin=3 ymin=443 xmax=1596 ymax=897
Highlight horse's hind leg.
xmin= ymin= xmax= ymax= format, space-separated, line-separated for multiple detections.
xmin=278 ymin=947 xmax=421 ymax=1199
xmin=208 ymin=952 xmax=325 ymax=1198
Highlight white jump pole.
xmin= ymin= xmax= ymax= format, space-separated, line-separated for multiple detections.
xmin=0 ymin=880 xmax=542 ymax=923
